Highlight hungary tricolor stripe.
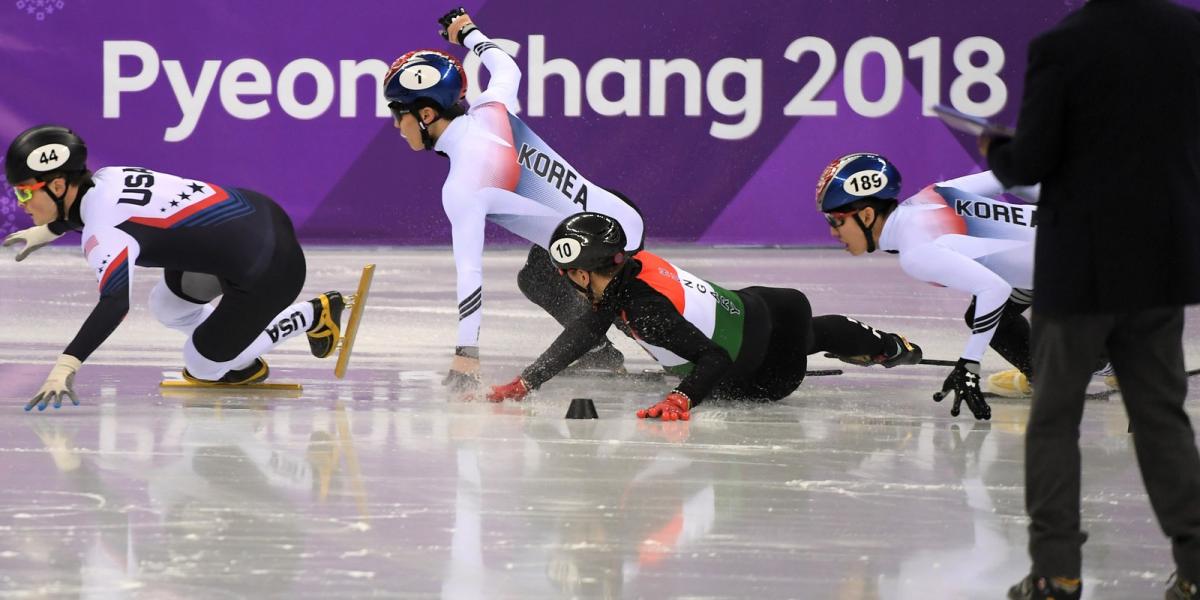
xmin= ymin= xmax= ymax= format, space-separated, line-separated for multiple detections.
xmin=629 ymin=251 xmax=746 ymax=373
xmin=632 ymin=252 xmax=685 ymax=314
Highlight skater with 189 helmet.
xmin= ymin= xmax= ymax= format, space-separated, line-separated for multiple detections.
xmin=814 ymin=153 xmax=1112 ymax=420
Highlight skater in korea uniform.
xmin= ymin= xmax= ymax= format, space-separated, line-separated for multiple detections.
xmin=814 ymin=153 xmax=1111 ymax=421
xmin=3 ymin=125 xmax=345 ymax=410
xmin=384 ymin=9 xmax=644 ymax=390
xmin=487 ymin=213 xmax=924 ymax=420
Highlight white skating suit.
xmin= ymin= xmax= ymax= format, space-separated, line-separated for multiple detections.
xmin=435 ymin=30 xmax=645 ymax=348
xmin=877 ymin=171 xmax=1039 ymax=362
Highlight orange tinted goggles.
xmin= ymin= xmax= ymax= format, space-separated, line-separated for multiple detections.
xmin=13 ymin=181 xmax=47 ymax=205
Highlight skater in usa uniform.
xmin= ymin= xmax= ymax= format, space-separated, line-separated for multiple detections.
xmin=384 ymin=8 xmax=645 ymax=390
xmin=4 ymin=125 xmax=347 ymax=410
xmin=814 ymin=153 xmax=1112 ymax=421
xmin=487 ymin=213 xmax=924 ymax=420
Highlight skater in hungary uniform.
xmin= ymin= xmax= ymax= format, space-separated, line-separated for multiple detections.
xmin=3 ymin=125 xmax=346 ymax=410
xmin=384 ymin=9 xmax=644 ymax=389
xmin=487 ymin=213 xmax=924 ymax=420
xmin=814 ymin=153 xmax=1112 ymax=421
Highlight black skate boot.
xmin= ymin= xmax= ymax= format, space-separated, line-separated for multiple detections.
xmin=879 ymin=332 xmax=923 ymax=367
xmin=1007 ymin=574 xmax=1081 ymax=600
xmin=1167 ymin=573 xmax=1200 ymax=600
xmin=307 ymin=291 xmax=345 ymax=359
xmin=829 ymin=333 xmax=922 ymax=368
xmin=182 ymin=357 xmax=270 ymax=385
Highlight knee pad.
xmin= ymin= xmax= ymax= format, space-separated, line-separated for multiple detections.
xmin=166 ymin=270 xmax=222 ymax=303
xmin=150 ymin=280 xmax=210 ymax=330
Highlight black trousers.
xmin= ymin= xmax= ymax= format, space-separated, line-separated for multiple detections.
xmin=518 ymin=245 xmax=637 ymax=343
xmin=518 ymin=245 xmax=590 ymax=327
xmin=715 ymin=287 xmax=890 ymax=401
xmin=172 ymin=191 xmax=307 ymax=363
xmin=1027 ymin=306 xmax=1200 ymax=579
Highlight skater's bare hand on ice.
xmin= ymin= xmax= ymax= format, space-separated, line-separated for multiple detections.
xmin=637 ymin=391 xmax=690 ymax=421
xmin=443 ymin=351 xmax=481 ymax=392
xmin=447 ymin=354 xmax=480 ymax=375
xmin=26 ymin=354 xmax=81 ymax=412
xmin=438 ymin=8 xmax=476 ymax=45
xmin=487 ymin=377 xmax=529 ymax=402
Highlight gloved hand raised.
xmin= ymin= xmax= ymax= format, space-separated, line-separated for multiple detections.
xmin=27 ymin=354 xmax=82 ymax=412
xmin=933 ymin=358 xmax=991 ymax=420
xmin=637 ymin=391 xmax=691 ymax=421
xmin=437 ymin=7 xmax=478 ymax=45
xmin=3 ymin=224 xmax=62 ymax=262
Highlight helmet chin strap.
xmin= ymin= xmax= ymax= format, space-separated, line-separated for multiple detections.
xmin=567 ymin=273 xmax=597 ymax=304
xmin=43 ymin=179 xmax=68 ymax=222
xmin=42 ymin=175 xmax=89 ymax=233
xmin=417 ymin=110 xmax=444 ymax=151
xmin=852 ymin=212 xmax=877 ymax=254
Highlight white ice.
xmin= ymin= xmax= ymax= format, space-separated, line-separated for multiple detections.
xmin=1 ymin=246 xmax=1198 ymax=599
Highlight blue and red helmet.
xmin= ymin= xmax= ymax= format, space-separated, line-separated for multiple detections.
xmin=814 ymin=153 xmax=903 ymax=213
xmin=383 ymin=49 xmax=467 ymax=114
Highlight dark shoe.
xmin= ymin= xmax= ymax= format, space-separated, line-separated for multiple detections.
xmin=1167 ymin=573 xmax=1200 ymax=600
xmin=880 ymin=333 xmax=922 ymax=368
xmin=1007 ymin=574 xmax=1081 ymax=600
xmin=182 ymin=357 xmax=269 ymax=385
xmin=307 ymin=291 xmax=345 ymax=358
xmin=565 ymin=341 xmax=625 ymax=373
xmin=829 ymin=333 xmax=922 ymax=368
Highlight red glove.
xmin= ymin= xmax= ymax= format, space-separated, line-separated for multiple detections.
xmin=487 ymin=377 xmax=529 ymax=402
xmin=637 ymin=391 xmax=691 ymax=421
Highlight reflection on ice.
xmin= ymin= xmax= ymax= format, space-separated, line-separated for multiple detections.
xmin=1 ymin=247 xmax=1197 ymax=598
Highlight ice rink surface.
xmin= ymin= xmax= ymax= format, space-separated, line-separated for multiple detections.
xmin=1 ymin=246 xmax=1198 ymax=599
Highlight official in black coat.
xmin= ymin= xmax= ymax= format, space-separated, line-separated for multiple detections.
xmin=986 ymin=0 xmax=1200 ymax=598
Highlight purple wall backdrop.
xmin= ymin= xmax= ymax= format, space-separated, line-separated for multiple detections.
xmin=3 ymin=0 xmax=1196 ymax=245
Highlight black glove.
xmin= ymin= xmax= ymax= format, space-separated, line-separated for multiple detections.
xmin=437 ymin=7 xmax=478 ymax=44
xmin=933 ymin=358 xmax=991 ymax=420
